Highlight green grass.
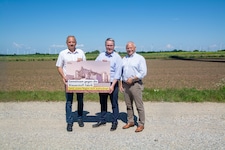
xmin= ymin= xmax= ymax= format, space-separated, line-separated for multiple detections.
xmin=143 ymin=88 xmax=225 ymax=102
xmin=1 ymin=87 xmax=224 ymax=102
xmin=1 ymin=51 xmax=225 ymax=61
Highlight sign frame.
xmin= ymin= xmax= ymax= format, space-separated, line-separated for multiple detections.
xmin=65 ymin=61 xmax=110 ymax=93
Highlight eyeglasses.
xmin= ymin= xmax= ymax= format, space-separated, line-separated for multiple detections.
xmin=106 ymin=45 xmax=114 ymax=47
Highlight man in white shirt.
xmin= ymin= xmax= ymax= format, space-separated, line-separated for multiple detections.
xmin=56 ymin=35 xmax=86 ymax=132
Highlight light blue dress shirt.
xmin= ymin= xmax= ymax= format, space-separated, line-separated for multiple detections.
xmin=121 ymin=52 xmax=147 ymax=81
xmin=95 ymin=51 xmax=122 ymax=82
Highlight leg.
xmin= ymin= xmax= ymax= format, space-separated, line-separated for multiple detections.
xmin=99 ymin=93 xmax=108 ymax=123
xmin=110 ymin=82 xmax=119 ymax=124
xmin=131 ymin=83 xmax=145 ymax=126
xmin=76 ymin=93 xmax=84 ymax=118
xmin=65 ymin=92 xmax=74 ymax=132
xmin=92 ymin=93 xmax=108 ymax=128
xmin=65 ymin=92 xmax=74 ymax=124
xmin=123 ymin=83 xmax=134 ymax=123
xmin=76 ymin=93 xmax=84 ymax=127
xmin=110 ymin=82 xmax=119 ymax=131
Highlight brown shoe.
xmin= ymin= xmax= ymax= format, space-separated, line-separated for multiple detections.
xmin=122 ymin=123 xmax=135 ymax=129
xmin=135 ymin=125 xmax=144 ymax=132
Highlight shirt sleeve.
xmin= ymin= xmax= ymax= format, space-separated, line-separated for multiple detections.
xmin=56 ymin=52 xmax=64 ymax=68
xmin=81 ymin=50 xmax=86 ymax=61
xmin=95 ymin=53 xmax=102 ymax=61
xmin=113 ymin=55 xmax=123 ymax=80
xmin=136 ymin=56 xmax=147 ymax=79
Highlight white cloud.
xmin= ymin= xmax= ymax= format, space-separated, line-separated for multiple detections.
xmin=77 ymin=44 xmax=84 ymax=47
xmin=13 ymin=42 xmax=24 ymax=48
xmin=115 ymin=45 xmax=124 ymax=49
xmin=209 ymin=44 xmax=217 ymax=48
xmin=166 ymin=44 xmax=173 ymax=49
xmin=50 ymin=44 xmax=65 ymax=48
xmin=50 ymin=44 xmax=84 ymax=48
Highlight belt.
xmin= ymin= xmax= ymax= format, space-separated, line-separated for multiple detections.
xmin=134 ymin=80 xmax=143 ymax=85
xmin=122 ymin=80 xmax=143 ymax=85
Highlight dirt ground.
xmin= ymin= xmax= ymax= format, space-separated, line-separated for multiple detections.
xmin=0 ymin=59 xmax=225 ymax=149
xmin=1 ymin=59 xmax=225 ymax=91
xmin=0 ymin=101 xmax=224 ymax=149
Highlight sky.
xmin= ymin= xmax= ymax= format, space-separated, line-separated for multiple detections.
xmin=0 ymin=0 xmax=225 ymax=55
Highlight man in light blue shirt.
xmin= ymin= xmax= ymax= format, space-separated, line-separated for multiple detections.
xmin=120 ymin=41 xmax=147 ymax=132
xmin=92 ymin=38 xmax=122 ymax=131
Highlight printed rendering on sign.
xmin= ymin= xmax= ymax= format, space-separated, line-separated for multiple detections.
xmin=66 ymin=61 xmax=110 ymax=93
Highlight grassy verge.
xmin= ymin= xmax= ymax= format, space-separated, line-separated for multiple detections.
xmin=1 ymin=51 xmax=225 ymax=61
xmin=143 ymin=88 xmax=225 ymax=102
xmin=1 ymin=87 xmax=224 ymax=102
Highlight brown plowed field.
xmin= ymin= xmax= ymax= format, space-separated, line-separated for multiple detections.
xmin=1 ymin=59 xmax=225 ymax=91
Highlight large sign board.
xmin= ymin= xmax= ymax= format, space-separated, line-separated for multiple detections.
xmin=66 ymin=61 xmax=110 ymax=93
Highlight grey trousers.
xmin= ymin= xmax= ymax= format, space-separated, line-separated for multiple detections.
xmin=123 ymin=82 xmax=145 ymax=126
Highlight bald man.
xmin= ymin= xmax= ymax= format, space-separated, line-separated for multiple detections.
xmin=120 ymin=41 xmax=147 ymax=132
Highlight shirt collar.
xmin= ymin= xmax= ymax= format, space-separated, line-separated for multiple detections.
xmin=105 ymin=51 xmax=113 ymax=57
xmin=126 ymin=52 xmax=136 ymax=58
xmin=67 ymin=49 xmax=78 ymax=54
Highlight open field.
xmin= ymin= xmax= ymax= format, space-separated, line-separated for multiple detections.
xmin=1 ymin=57 xmax=225 ymax=102
xmin=1 ymin=58 xmax=225 ymax=92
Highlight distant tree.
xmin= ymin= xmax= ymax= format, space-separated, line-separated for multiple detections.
xmin=193 ymin=50 xmax=199 ymax=52
xmin=87 ymin=50 xmax=100 ymax=54
xmin=172 ymin=49 xmax=178 ymax=52
xmin=173 ymin=49 xmax=185 ymax=52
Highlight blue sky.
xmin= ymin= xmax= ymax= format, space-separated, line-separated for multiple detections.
xmin=0 ymin=0 xmax=225 ymax=54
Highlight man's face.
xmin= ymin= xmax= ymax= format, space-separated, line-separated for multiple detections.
xmin=105 ymin=41 xmax=114 ymax=54
xmin=126 ymin=43 xmax=136 ymax=56
xmin=67 ymin=37 xmax=76 ymax=50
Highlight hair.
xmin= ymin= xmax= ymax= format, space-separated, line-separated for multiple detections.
xmin=66 ymin=35 xmax=77 ymax=43
xmin=105 ymin=38 xmax=115 ymax=46
xmin=126 ymin=41 xmax=136 ymax=48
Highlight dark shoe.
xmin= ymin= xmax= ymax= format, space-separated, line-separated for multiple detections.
xmin=77 ymin=119 xmax=84 ymax=127
xmin=92 ymin=121 xmax=106 ymax=128
xmin=122 ymin=122 xmax=135 ymax=129
xmin=110 ymin=123 xmax=118 ymax=131
xmin=67 ymin=123 xmax=73 ymax=132
xmin=135 ymin=125 xmax=144 ymax=132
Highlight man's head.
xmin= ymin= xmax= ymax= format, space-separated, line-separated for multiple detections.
xmin=126 ymin=41 xmax=136 ymax=56
xmin=66 ymin=35 xmax=77 ymax=51
xmin=105 ymin=38 xmax=115 ymax=54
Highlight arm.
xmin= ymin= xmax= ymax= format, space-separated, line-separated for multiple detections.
xmin=126 ymin=56 xmax=147 ymax=85
xmin=109 ymin=79 xmax=118 ymax=94
xmin=119 ymin=80 xmax=124 ymax=93
xmin=109 ymin=55 xmax=122 ymax=93
xmin=57 ymin=67 xmax=67 ymax=85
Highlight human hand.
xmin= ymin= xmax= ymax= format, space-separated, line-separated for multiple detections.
xmin=63 ymin=77 xmax=67 ymax=85
xmin=109 ymin=85 xmax=114 ymax=94
xmin=119 ymin=86 xmax=124 ymax=93
xmin=126 ymin=78 xmax=133 ymax=85
xmin=77 ymin=58 xmax=83 ymax=62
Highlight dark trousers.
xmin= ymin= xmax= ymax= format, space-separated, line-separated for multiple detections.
xmin=99 ymin=82 xmax=119 ymax=124
xmin=65 ymin=92 xmax=83 ymax=124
